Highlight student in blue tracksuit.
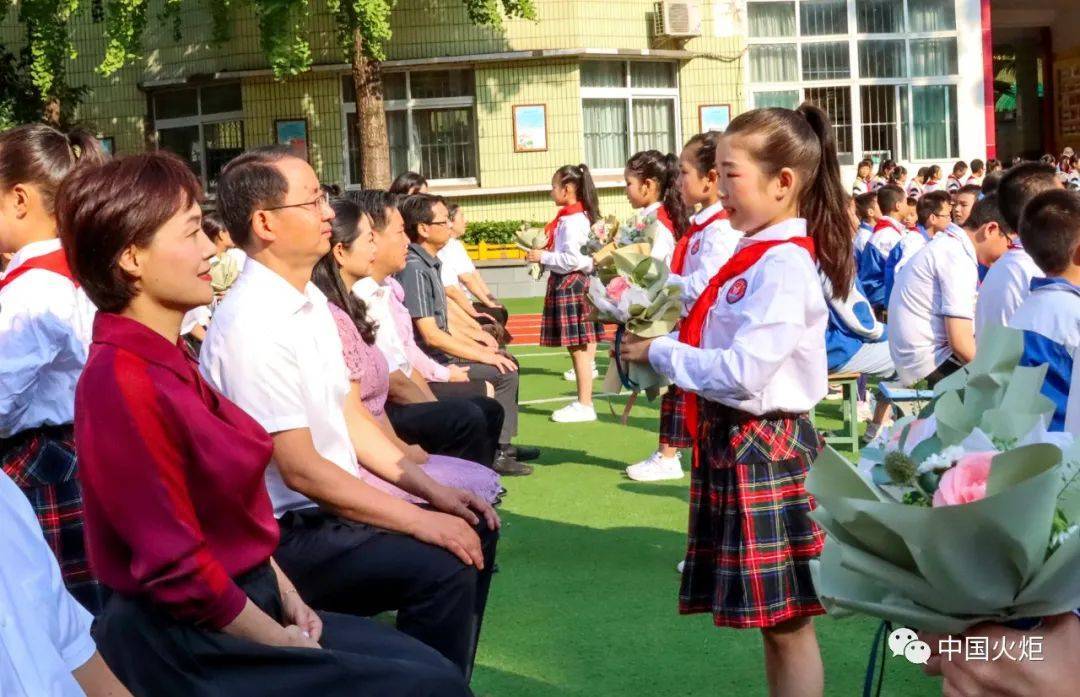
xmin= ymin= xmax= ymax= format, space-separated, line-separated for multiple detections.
xmin=858 ymin=185 xmax=908 ymax=314
xmin=1008 ymin=190 xmax=1080 ymax=433
xmin=853 ymin=192 xmax=879 ymax=262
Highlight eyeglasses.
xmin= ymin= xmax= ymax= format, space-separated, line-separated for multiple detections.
xmin=262 ymin=191 xmax=331 ymax=213
xmin=426 ymin=220 xmax=452 ymax=227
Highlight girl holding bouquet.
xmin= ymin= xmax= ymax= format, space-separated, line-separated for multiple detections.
xmin=626 ymin=132 xmax=741 ymax=483
xmin=527 ymin=164 xmax=603 ymax=423
xmin=620 ymin=104 xmax=855 ymax=697
xmin=622 ymin=150 xmax=687 ymax=266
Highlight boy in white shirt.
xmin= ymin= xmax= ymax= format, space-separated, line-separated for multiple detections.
xmin=1008 ymin=190 xmax=1080 ymax=432
xmin=888 ymin=195 xmax=1011 ymax=386
xmin=974 ymin=162 xmax=1062 ymax=341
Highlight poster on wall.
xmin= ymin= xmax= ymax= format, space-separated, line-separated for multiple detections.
xmin=513 ymin=104 xmax=548 ymax=152
xmin=275 ymin=119 xmax=309 ymax=162
xmin=699 ymin=105 xmax=731 ymax=133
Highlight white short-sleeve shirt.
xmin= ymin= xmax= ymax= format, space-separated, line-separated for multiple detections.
xmin=887 ymin=224 xmax=978 ymax=385
xmin=200 ymin=259 xmax=359 ymax=518
xmin=436 ymin=238 xmax=476 ymax=290
xmin=0 ymin=239 xmax=97 ymax=438
xmin=974 ymin=246 xmax=1044 ymax=343
xmin=0 ymin=470 xmax=96 ymax=697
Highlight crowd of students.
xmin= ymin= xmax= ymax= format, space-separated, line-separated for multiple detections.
xmin=2 ymin=111 xmax=1079 ymax=697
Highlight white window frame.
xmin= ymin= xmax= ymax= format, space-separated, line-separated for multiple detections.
xmin=580 ymin=60 xmax=682 ymax=175
xmin=341 ymin=70 xmax=478 ymax=188
xmin=745 ymin=0 xmax=961 ymax=164
xmin=152 ymin=85 xmax=245 ymax=191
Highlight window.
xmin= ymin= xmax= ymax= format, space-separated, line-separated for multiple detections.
xmin=342 ymin=70 xmax=477 ymax=185
xmin=746 ymin=0 xmax=962 ymax=163
xmin=580 ymin=60 xmax=680 ymax=170
xmin=152 ymin=83 xmax=244 ymax=191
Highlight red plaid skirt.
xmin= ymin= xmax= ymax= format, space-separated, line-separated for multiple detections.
xmin=659 ymin=386 xmax=692 ymax=448
xmin=540 ymin=271 xmax=603 ymax=347
xmin=679 ymin=401 xmax=826 ymax=628
xmin=1 ymin=425 xmax=105 ymax=614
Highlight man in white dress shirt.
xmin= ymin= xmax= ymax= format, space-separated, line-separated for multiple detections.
xmin=201 ymin=147 xmax=498 ymax=679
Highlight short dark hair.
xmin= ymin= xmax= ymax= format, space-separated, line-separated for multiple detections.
xmin=446 ymin=201 xmax=461 ymax=220
xmin=876 ymin=185 xmax=905 ymax=215
xmin=398 ymin=193 xmax=443 ymax=243
xmin=917 ymin=190 xmax=951 ymax=226
xmin=1019 ymin=190 xmax=1080 ymax=275
xmin=957 ymin=184 xmax=982 ymax=198
xmin=981 ymin=169 xmax=1005 ymax=195
xmin=389 ymin=171 xmax=428 ymax=196
xmin=857 ymin=158 xmax=873 ymax=171
xmin=57 ymin=151 xmax=202 ymax=313
xmin=854 ymin=191 xmax=878 ymax=220
xmin=216 ymin=145 xmax=295 ymax=249
xmin=998 ymin=162 xmax=1061 ymax=233
xmin=987 ymin=158 xmax=1003 ymax=172
xmin=962 ymin=193 xmax=1008 ymax=234
xmin=201 ymin=212 xmax=227 ymax=243
xmin=952 ymin=160 xmax=969 ymax=175
xmin=970 ymin=158 xmax=985 ymax=174
xmin=350 ymin=189 xmax=398 ymax=233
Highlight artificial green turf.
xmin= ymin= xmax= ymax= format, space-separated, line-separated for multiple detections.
xmin=500 ymin=296 xmax=545 ymax=315
xmin=470 ymin=345 xmax=941 ymax=697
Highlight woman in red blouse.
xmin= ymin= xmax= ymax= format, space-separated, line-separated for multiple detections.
xmin=59 ymin=151 xmax=469 ymax=696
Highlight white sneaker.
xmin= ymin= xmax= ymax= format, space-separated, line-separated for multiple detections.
xmin=676 ymin=560 xmax=685 ymax=573
xmin=625 ymin=451 xmax=684 ymax=482
xmin=551 ymin=401 xmax=597 ymax=423
xmin=563 ymin=364 xmax=599 ymax=381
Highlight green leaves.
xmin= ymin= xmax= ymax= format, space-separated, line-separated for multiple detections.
xmin=252 ymin=0 xmax=313 ymax=78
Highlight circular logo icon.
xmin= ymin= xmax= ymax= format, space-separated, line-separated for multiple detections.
xmin=726 ymin=278 xmax=748 ymax=304
xmin=690 ymin=238 xmax=702 ymax=256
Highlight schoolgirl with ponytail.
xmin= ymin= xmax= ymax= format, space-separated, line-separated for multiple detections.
xmin=0 ymin=123 xmax=108 ymax=614
xmin=526 ymin=163 xmax=603 ymax=423
xmin=621 ymin=104 xmax=853 ymax=697
xmin=622 ymin=150 xmax=687 ymax=265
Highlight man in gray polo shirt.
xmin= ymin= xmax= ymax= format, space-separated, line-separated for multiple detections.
xmin=396 ymin=194 xmax=536 ymax=473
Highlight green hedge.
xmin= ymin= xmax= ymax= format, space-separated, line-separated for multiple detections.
xmin=462 ymin=220 xmax=546 ymax=245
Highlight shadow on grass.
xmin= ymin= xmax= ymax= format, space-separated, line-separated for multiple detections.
xmin=615 ymin=481 xmax=690 ymax=503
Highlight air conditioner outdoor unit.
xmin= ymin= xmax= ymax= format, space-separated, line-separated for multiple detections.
xmin=655 ymin=1 xmax=703 ymax=39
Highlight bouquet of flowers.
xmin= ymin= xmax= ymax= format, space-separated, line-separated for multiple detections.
xmin=592 ymin=210 xmax=662 ymax=283
xmin=513 ymin=224 xmax=548 ymax=280
xmin=587 ymin=248 xmax=682 ymax=401
xmin=807 ymin=325 xmax=1080 ymax=634
xmin=581 ymin=215 xmax=618 ymax=256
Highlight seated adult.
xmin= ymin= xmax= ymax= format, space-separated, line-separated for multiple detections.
xmin=61 ymin=151 xmax=468 ymax=695
xmin=395 ymin=194 xmax=537 ymax=465
xmin=201 ymin=146 xmax=498 ymax=680
xmin=311 ymin=195 xmax=501 ymax=503
xmin=439 ymin=202 xmax=509 ymax=327
xmin=351 ymin=191 xmax=533 ymax=475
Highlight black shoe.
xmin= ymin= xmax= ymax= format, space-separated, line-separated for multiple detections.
xmin=506 ymin=444 xmax=540 ymax=462
xmin=493 ymin=452 xmax=533 ymax=476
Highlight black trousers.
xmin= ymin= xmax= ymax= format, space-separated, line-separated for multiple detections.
xmin=430 ymin=380 xmax=487 ymax=400
xmin=926 ymin=354 xmax=964 ymax=388
xmin=94 ymin=563 xmax=470 ymax=697
xmin=274 ymin=508 xmax=498 ymax=681
xmin=444 ymin=356 xmax=519 ymax=445
xmin=386 ymin=395 xmax=503 ymax=467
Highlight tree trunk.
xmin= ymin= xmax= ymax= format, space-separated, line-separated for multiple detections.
xmin=352 ymin=27 xmax=391 ymax=189
xmin=43 ymin=96 xmax=61 ymax=126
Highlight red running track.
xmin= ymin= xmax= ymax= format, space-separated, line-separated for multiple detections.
xmin=505 ymin=313 xmax=616 ymax=346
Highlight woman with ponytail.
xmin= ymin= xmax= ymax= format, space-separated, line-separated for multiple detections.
xmin=0 ymin=124 xmax=108 ymax=614
xmin=621 ymin=104 xmax=853 ymax=697
xmin=622 ymin=149 xmax=687 ymax=265
xmin=526 ymin=164 xmax=602 ymax=423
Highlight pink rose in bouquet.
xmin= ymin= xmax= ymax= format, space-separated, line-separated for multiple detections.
xmin=932 ymin=452 xmax=994 ymax=507
xmin=606 ymin=276 xmax=631 ymax=302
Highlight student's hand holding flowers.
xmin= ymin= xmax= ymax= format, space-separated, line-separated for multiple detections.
xmin=525 ymin=249 xmax=544 ymax=263
xmin=619 ymin=333 xmax=657 ymax=364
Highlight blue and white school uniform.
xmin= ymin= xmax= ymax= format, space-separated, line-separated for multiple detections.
xmin=648 ymin=218 xmax=827 ymax=629
xmin=946 ymin=175 xmax=964 ymax=194
xmin=640 ymin=201 xmax=676 ymax=266
xmin=907 ymin=180 xmax=925 ymax=199
xmin=1008 ymin=278 xmax=1080 ymax=432
xmin=854 ymin=221 xmax=874 ymax=258
xmin=853 ymin=178 xmax=870 ymax=196
xmin=857 ymin=216 xmax=904 ymax=310
xmin=883 ymin=229 xmax=928 ymax=307
xmin=974 ymin=243 xmax=1044 ymax=343
xmin=668 ymin=202 xmax=742 ymax=316
xmin=823 ymin=273 xmax=893 ymax=377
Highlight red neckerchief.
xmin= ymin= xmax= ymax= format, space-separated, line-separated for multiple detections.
xmin=872 ymin=217 xmax=902 ymax=235
xmin=654 ymin=204 xmax=674 ymax=235
xmin=544 ymin=202 xmax=585 ymax=251
xmin=677 ymin=236 xmax=816 ymax=460
xmin=670 ymin=208 xmax=729 ymax=275
xmin=0 ymin=248 xmax=78 ymax=291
